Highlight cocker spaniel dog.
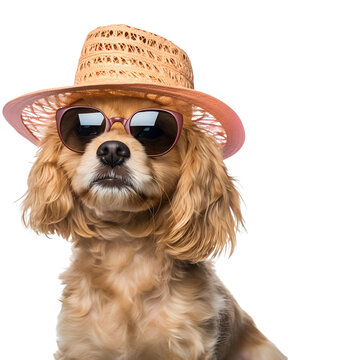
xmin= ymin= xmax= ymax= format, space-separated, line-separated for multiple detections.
xmin=22 ymin=93 xmax=286 ymax=360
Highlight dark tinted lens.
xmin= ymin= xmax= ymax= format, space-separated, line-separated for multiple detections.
xmin=60 ymin=108 xmax=106 ymax=151
xmin=130 ymin=110 xmax=178 ymax=155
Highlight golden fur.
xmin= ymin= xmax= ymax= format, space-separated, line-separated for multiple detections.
xmin=22 ymin=95 xmax=286 ymax=359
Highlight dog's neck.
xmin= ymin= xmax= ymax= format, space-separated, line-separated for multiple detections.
xmin=70 ymin=205 xmax=175 ymax=297
xmin=72 ymin=234 xmax=174 ymax=306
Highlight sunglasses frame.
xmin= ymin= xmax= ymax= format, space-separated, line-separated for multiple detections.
xmin=56 ymin=106 xmax=184 ymax=157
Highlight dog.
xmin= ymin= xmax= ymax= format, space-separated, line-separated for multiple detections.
xmin=22 ymin=93 xmax=287 ymax=360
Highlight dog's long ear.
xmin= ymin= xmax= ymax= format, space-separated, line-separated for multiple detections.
xmin=22 ymin=128 xmax=74 ymax=239
xmin=160 ymin=127 xmax=243 ymax=263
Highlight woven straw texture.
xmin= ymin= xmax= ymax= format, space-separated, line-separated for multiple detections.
xmin=75 ymin=25 xmax=194 ymax=89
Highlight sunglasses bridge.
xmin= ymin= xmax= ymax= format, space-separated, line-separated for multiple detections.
xmin=107 ymin=116 xmax=128 ymax=127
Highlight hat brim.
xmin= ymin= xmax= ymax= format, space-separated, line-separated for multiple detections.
xmin=3 ymin=83 xmax=245 ymax=159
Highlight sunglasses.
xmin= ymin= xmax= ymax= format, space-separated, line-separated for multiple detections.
xmin=56 ymin=106 xmax=183 ymax=157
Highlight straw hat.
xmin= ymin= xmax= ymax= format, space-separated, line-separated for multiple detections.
xmin=3 ymin=24 xmax=245 ymax=158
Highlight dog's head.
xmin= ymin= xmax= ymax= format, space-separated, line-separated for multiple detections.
xmin=23 ymin=95 xmax=242 ymax=262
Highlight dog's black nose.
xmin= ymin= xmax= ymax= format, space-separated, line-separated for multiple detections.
xmin=96 ymin=141 xmax=130 ymax=168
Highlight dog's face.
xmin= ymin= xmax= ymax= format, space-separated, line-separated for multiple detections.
xmin=58 ymin=96 xmax=185 ymax=214
xmin=23 ymin=95 xmax=242 ymax=262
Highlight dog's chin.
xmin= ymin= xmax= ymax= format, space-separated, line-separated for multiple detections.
xmin=79 ymin=177 xmax=158 ymax=214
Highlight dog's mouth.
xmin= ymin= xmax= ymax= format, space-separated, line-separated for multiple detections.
xmin=91 ymin=174 xmax=135 ymax=190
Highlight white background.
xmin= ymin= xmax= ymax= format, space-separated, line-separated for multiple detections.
xmin=1 ymin=1 xmax=359 ymax=359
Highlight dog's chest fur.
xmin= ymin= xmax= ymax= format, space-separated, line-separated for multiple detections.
xmin=57 ymin=238 xmax=221 ymax=359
